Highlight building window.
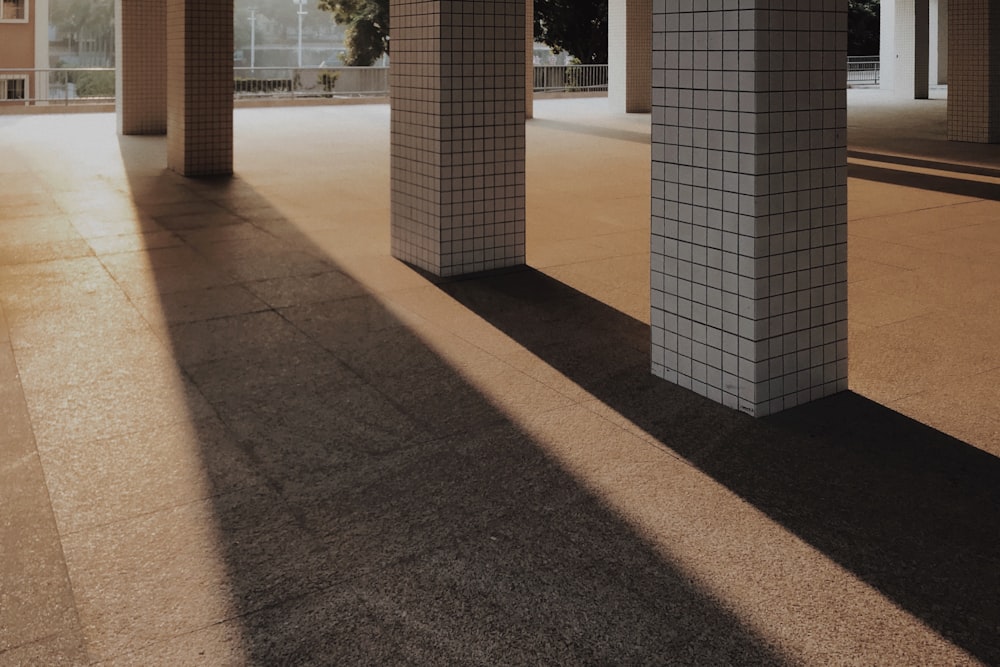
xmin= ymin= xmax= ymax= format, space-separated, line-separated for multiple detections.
xmin=0 ymin=76 xmax=28 ymax=102
xmin=0 ymin=0 xmax=27 ymax=21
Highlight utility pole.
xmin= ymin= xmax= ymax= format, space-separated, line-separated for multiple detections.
xmin=248 ymin=8 xmax=257 ymax=71
xmin=294 ymin=0 xmax=307 ymax=68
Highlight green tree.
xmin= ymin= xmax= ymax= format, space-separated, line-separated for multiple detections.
xmin=848 ymin=0 xmax=880 ymax=56
xmin=534 ymin=0 xmax=607 ymax=65
xmin=317 ymin=0 xmax=388 ymax=66
xmin=50 ymin=0 xmax=115 ymax=65
xmin=318 ymin=0 xmax=609 ymax=67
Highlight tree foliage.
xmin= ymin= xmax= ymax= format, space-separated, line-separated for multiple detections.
xmin=50 ymin=0 xmax=115 ymax=64
xmin=848 ymin=0 xmax=880 ymax=56
xmin=318 ymin=0 xmax=609 ymax=66
xmin=534 ymin=0 xmax=607 ymax=65
xmin=317 ymin=0 xmax=389 ymax=66
xmin=319 ymin=1 xmax=873 ymax=66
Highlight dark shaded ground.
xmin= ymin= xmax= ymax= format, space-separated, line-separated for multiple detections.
xmin=438 ymin=269 xmax=1000 ymax=665
xmin=110 ymin=117 xmax=1000 ymax=663
xmin=119 ymin=142 xmax=790 ymax=665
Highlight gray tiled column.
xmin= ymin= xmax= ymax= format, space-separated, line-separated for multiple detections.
xmin=166 ymin=0 xmax=233 ymax=176
xmin=893 ymin=0 xmax=930 ymax=98
xmin=947 ymin=0 xmax=1000 ymax=143
xmin=115 ymin=0 xmax=166 ymax=135
xmin=609 ymin=0 xmax=652 ymax=114
xmin=390 ymin=0 xmax=526 ymax=277
xmin=650 ymin=2 xmax=848 ymax=417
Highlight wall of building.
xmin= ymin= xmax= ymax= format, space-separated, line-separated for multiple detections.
xmin=0 ymin=1 xmax=35 ymax=69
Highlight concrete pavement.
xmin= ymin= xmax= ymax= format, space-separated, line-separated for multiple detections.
xmin=1 ymin=92 xmax=999 ymax=665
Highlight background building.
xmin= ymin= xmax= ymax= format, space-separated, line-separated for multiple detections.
xmin=0 ymin=0 xmax=49 ymax=102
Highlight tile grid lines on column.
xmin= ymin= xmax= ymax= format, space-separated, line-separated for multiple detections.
xmin=166 ymin=0 xmax=232 ymax=176
xmin=651 ymin=2 xmax=847 ymax=417
xmin=947 ymin=0 xmax=999 ymax=142
xmin=117 ymin=0 xmax=166 ymax=135
xmin=391 ymin=0 xmax=526 ymax=277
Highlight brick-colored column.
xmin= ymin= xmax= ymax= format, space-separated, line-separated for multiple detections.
xmin=166 ymin=0 xmax=233 ymax=176
xmin=947 ymin=0 xmax=1000 ymax=143
xmin=650 ymin=2 xmax=848 ymax=417
xmin=526 ymin=0 xmax=534 ymax=119
xmin=893 ymin=0 xmax=930 ymax=98
xmin=115 ymin=0 xmax=167 ymax=135
xmin=390 ymin=0 xmax=526 ymax=277
xmin=609 ymin=0 xmax=652 ymax=114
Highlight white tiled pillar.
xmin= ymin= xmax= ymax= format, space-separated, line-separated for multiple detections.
xmin=893 ymin=0 xmax=930 ymax=98
xmin=880 ymin=0 xmax=897 ymax=90
xmin=929 ymin=0 xmax=948 ymax=85
xmin=527 ymin=0 xmax=534 ymax=120
xmin=166 ymin=0 xmax=233 ymax=176
xmin=33 ymin=0 xmax=48 ymax=102
xmin=116 ymin=0 xmax=167 ymax=135
xmin=947 ymin=0 xmax=1000 ymax=143
xmin=650 ymin=2 xmax=848 ymax=417
xmin=609 ymin=0 xmax=652 ymax=114
xmin=390 ymin=0 xmax=526 ymax=277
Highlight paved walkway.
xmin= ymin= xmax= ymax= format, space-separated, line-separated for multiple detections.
xmin=1 ymin=92 xmax=999 ymax=665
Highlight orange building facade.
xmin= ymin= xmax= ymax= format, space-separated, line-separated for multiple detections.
xmin=0 ymin=0 xmax=48 ymax=103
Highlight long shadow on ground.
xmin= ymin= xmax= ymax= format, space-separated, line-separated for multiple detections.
xmin=437 ymin=268 xmax=1000 ymax=666
xmin=117 ymin=137 xmax=789 ymax=665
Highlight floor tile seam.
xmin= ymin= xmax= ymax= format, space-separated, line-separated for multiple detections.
xmin=51 ymin=481 xmax=270 ymax=541
xmin=359 ymin=299 xmax=600 ymax=405
xmin=263 ymin=305 xmax=439 ymax=436
xmin=888 ymin=246 xmax=1000 ymax=262
xmin=845 ymin=252 xmax=919 ymax=275
xmin=846 ymin=243 xmax=944 ymax=271
xmin=7 ymin=357 xmax=93 ymax=665
xmin=0 ymin=233 xmax=91 ymax=248
xmin=527 ymin=253 xmax=639 ymax=273
xmin=88 ymin=251 xmax=200 ymax=345
xmin=92 ymin=238 xmax=285 ymax=337
xmin=845 ymin=199 xmax=992 ymax=227
xmin=844 ymin=278 xmax=938 ymax=305
xmin=29 ymin=406 xmax=229 ymax=456
xmin=575 ymin=398 xmax=702 ymax=470
xmin=888 ymin=223 xmax=1000 ymax=247
xmin=854 ymin=305 xmax=975 ymax=333
xmin=904 ymin=361 xmax=1000 ymax=396
xmin=83 ymin=563 xmax=455 ymax=666
xmin=191 ymin=391 xmax=338 ymax=510
xmin=409 ymin=309 xmax=601 ymax=408
xmin=162 ymin=302 xmax=278 ymax=328
xmin=848 ymin=157 xmax=1000 ymax=186
xmin=0 ymin=630 xmax=76 ymax=659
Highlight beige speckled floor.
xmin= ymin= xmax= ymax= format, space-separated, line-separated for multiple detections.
xmin=1 ymin=92 xmax=999 ymax=665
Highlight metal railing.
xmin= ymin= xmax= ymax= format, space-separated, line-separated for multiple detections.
xmin=0 ymin=68 xmax=115 ymax=106
xmin=233 ymin=66 xmax=389 ymax=98
xmin=3 ymin=59 xmax=881 ymax=109
xmin=534 ymin=64 xmax=608 ymax=92
xmin=847 ymin=56 xmax=880 ymax=86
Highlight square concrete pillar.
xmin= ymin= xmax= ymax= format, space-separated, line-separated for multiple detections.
xmin=166 ymin=0 xmax=233 ymax=176
xmin=390 ymin=0 xmax=526 ymax=277
xmin=929 ymin=0 xmax=948 ymax=85
xmin=947 ymin=0 xmax=1000 ymax=143
xmin=650 ymin=2 xmax=848 ymax=417
xmin=609 ymin=0 xmax=652 ymax=114
xmin=116 ymin=0 xmax=167 ymax=135
xmin=526 ymin=0 xmax=534 ymax=120
xmin=893 ymin=0 xmax=930 ymax=98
